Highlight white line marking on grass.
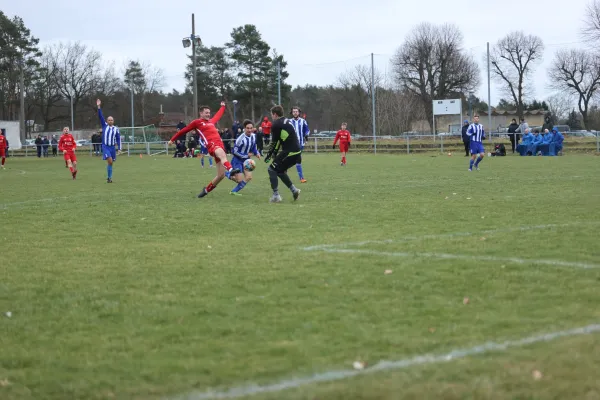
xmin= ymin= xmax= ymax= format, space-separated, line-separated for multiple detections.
xmin=315 ymin=248 xmax=599 ymax=270
xmin=168 ymin=323 xmax=600 ymax=400
xmin=301 ymin=222 xmax=599 ymax=251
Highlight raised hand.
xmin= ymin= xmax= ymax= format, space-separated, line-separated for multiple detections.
xmin=96 ymin=99 xmax=101 ymax=108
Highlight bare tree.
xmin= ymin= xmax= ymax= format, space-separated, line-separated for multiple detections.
xmin=548 ymin=49 xmax=600 ymax=129
xmin=30 ymin=47 xmax=67 ymax=130
xmin=490 ymin=32 xmax=544 ymax=120
xmin=51 ymin=42 xmax=103 ymax=123
xmin=335 ymin=65 xmax=382 ymax=134
xmin=392 ymin=23 xmax=480 ymax=132
xmin=545 ymin=93 xmax=574 ymax=122
xmin=124 ymin=60 xmax=165 ymax=123
xmin=581 ymin=0 xmax=600 ymax=47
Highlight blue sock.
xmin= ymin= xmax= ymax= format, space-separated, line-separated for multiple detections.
xmin=296 ymin=164 xmax=303 ymax=179
xmin=201 ymin=158 xmax=204 ymax=166
xmin=475 ymin=156 xmax=483 ymax=167
xmin=231 ymin=181 xmax=247 ymax=193
xmin=469 ymin=159 xmax=474 ymax=169
xmin=209 ymin=157 xmax=213 ymax=166
xmin=107 ymin=164 xmax=113 ymax=179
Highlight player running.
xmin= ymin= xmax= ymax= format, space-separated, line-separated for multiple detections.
xmin=467 ymin=115 xmax=486 ymax=171
xmin=58 ymin=127 xmax=78 ymax=179
xmin=332 ymin=122 xmax=352 ymax=166
xmin=229 ymin=119 xmax=261 ymax=196
xmin=264 ymin=105 xmax=301 ymax=203
xmin=289 ymin=106 xmax=309 ymax=183
xmin=96 ymin=99 xmax=122 ymax=183
xmin=0 ymin=132 xmax=7 ymax=169
xmin=168 ymin=101 xmax=241 ymax=198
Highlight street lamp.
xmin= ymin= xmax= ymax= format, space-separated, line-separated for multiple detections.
xmin=233 ymin=100 xmax=238 ymax=123
xmin=182 ymin=13 xmax=202 ymax=118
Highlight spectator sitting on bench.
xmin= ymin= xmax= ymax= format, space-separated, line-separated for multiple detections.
xmin=552 ymin=127 xmax=564 ymax=156
xmin=537 ymin=128 xmax=553 ymax=156
xmin=173 ymin=140 xmax=187 ymax=158
xmin=517 ymin=128 xmax=533 ymax=156
xmin=529 ymin=129 xmax=543 ymax=155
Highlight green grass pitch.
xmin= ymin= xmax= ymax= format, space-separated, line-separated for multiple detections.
xmin=1 ymin=153 xmax=600 ymax=400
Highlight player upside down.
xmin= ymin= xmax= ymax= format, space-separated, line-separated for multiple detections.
xmin=59 ymin=127 xmax=78 ymax=179
xmin=168 ymin=101 xmax=240 ymax=198
xmin=333 ymin=122 xmax=351 ymax=166
xmin=264 ymin=105 xmax=301 ymax=203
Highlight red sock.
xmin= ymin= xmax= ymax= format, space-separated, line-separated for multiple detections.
xmin=206 ymin=182 xmax=216 ymax=193
xmin=69 ymin=166 xmax=74 ymax=173
xmin=1 ymin=157 xmax=5 ymax=166
xmin=223 ymin=161 xmax=233 ymax=170
xmin=342 ymin=156 xmax=346 ymax=164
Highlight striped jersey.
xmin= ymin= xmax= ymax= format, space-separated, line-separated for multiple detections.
xmin=98 ymin=108 xmax=121 ymax=149
xmin=233 ymin=133 xmax=259 ymax=160
xmin=289 ymin=117 xmax=310 ymax=146
xmin=467 ymin=123 xmax=485 ymax=143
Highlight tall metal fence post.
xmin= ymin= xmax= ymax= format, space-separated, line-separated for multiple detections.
xmin=440 ymin=134 xmax=444 ymax=153
xmin=597 ymin=131 xmax=599 ymax=153
xmin=146 ymin=142 xmax=150 ymax=155
xmin=407 ymin=136 xmax=410 ymax=154
xmin=314 ymin=137 xmax=317 ymax=154
xmin=127 ymin=142 xmax=130 ymax=156
xmin=165 ymin=142 xmax=169 ymax=156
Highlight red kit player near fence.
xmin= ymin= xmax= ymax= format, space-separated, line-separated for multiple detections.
xmin=168 ymin=101 xmax=241 ymax=198
xmin=59 ymin=127 xmax=78 ymax=179
xmin=0 ymin=132 xmax=7 ymax=169
xmin=332 ymin=122 xmax=352 ymax=166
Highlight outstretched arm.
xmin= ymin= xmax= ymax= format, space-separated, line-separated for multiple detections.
xmin=97 ymin=99 xmax=107 ymax=128
xmin=209 ymin=101 xmax=226 ymax=124
xmin=169 ymin=121 xmax=198 ymax=143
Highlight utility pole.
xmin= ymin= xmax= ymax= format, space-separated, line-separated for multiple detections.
xmin=19 ymin=60 xmax=26 ymax=142
xmin=192 ymin=13 xmax=198 ymax=117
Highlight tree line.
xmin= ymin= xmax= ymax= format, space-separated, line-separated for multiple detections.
xmin=1 ymin=1 xmax=599 ymax=141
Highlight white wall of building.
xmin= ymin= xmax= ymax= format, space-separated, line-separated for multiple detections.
xmin=0 ymin=121 xmax=21 ymax=150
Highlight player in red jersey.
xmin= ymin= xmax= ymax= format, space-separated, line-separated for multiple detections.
xmin=168 ymin=101 xmax=241 ymax=198
xmin=261 ymin=116 xmax=272 ymax=145
xmin=0 ymin=132 xmax=7 ymax=169
xmin=332 ymin=122 xmax=352 ymax=166
xmin=59 ymin=127 xmax=78 ymax=179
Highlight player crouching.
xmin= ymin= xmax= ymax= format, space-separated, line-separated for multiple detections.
xmin=59 ymin=127 xmax=78 ymax=179
xmin=229 ymin=119 xmax=261 ymax=196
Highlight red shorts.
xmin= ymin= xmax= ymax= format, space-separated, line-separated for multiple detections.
xmin=0 ymin=148 xmax=5 ymax=157
xmin=340 ymin=143 xmax=349 ymax=153
xmin=206 ymin=140 xmax=225 ymax=163
xmin=63 ymin=151 xmax=77 ymax=162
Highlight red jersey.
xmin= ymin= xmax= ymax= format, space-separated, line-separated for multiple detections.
xmin=0 ymin=135 xmax=6 ymax=149
xmin=261 ymin=119 xmax=272 ymax=135
xmin=333 ymin=130 xmax=351 ymax=145
xmin=59 ymin=134 xmax=77 ymax=152
xmin=170 ymin=106 xmax=225 ymax=145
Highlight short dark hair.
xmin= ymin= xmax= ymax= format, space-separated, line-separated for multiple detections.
xmin=473 ymin=114 xmax=480 ymax=118
xmin=291 ymin=106 xmax=301 ymax=114
xmin=242 ymin=119 xmax=253 ymax=128
xmin=199 ymin=105 xmax=210 ymax=112
xmin=271 ymin=105 xmax=284 ymax=117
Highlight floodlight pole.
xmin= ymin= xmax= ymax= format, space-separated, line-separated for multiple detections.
xmin=192 ymin=13 xmax=198 ymax=118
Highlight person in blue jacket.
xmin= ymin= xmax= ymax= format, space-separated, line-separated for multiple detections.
xmin=553 ymin=127 xmax=564 ymax=156
xmin=538 ymin=128 xmax=554 ymax=156
xmin=518 ymin=128 xmax=533 ymax=156
xmin=530 ymin=130 xmax=543 ymax=155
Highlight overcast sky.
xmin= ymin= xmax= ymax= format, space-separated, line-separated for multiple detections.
xmin=4 ymin=0 xmax=589 ymax=108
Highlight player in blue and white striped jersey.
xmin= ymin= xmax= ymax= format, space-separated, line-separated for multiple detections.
xmin=229 ymin=119 xmax=261 ymax=195
xmin=289 ymin=106 xmax=309 ymax=183
xmin=466 ymin=115 xmax=486 ymax=171
xmin=96 ymin=98 xmax=122 ymax=183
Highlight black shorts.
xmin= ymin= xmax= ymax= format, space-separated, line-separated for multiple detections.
xmin=271 ymin=152 xmax=301 ymax=173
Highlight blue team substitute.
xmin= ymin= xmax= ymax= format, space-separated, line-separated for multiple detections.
xmin=466 ymin=115 xmax=486 ymax=171
xmin=229 ymin=120 xmax=261 ymax=195
xmin=289 ymin=106 xmax=309 ymax=182
xmin=96 ymin=99 xmax=121 ymax=183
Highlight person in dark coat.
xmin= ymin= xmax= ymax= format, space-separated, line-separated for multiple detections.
xmin=507 ymin=118 xmax=520 ymax=153
xmin=35 ymin=135 xmax=42 ymax=157
xmin=461 ymin=120 xmax=470 ymax=156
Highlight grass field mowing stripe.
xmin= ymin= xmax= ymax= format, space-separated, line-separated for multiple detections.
xmin=301 ymin=222 xmax=600 ymax=251
xmin=169 ymin=323 xmax=600 ymax=400
xmin=314 ymin=248 xmax=599 ymax=270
